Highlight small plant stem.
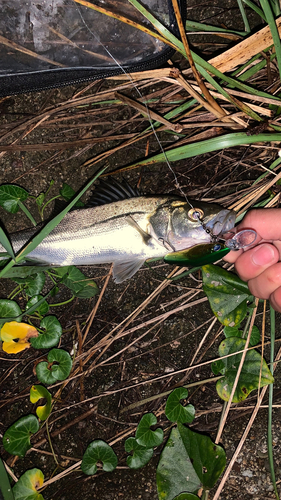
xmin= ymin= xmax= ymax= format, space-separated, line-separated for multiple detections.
xmin=40 ymin=194 xmax=61 ymax=220
xmin=8 ymin=290 xmax=21 ymax=301
xmin=46 ymin=270 xmax=60 ymax=284
xmin=217 ymin=401 xmax=228 ymax=434
xmin=8 ymin=284 xmax=21 ymax=300
xmin=241 ymin=310 xmax=253 ymax=338
xmin=268 ymin=306 xmax=280 ymax=500
xmin=17 ymin=201 xmax=37 ymax=226
xmin=121 ymin=376 xmax=222 ymax=413
xmin=46 ymin=420 xmax=59 ymax=466
xmin=49 ymin=295 xmax=75 ymax=307
xmin=26 ymin=314 xmax=42 ymax=321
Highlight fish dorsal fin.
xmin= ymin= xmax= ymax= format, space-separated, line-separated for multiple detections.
xmin=113 ymin=258 xmax=145 ymax=283
xmin=88 ymin=178 xmax=141 ymax=207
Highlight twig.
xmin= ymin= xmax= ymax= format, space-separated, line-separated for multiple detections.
xmin=171 ymin=0 xmax=226 ymax=118
xmin=116 ymin=92 xmax=183 ymax=132
xmin=76 ymin=320 xmax=85 ymax=402
xmin=83 ymin=263 xmax=113 ymax=344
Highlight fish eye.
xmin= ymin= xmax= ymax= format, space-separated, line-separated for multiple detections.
xmin=188 ymin=208 xmax=204 ymax=221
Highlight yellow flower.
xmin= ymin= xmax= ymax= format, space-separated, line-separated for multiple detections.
xmin=0 ymin=321 xmax=38 ymax=354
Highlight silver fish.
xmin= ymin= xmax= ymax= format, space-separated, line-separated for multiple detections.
xmin=0 ymin=181 xmax=235 ymax=283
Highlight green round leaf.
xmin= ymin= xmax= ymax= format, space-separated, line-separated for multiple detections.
xmin=135 ymin=413 xmax=163 ymax=448
xmin=74 ymin=278 xmax=99 ymax=299
xmin=60 ymin=183 xmax=84 ymax=207
xmin=60 ymin=266 xmax=98 ymax=298
xmin=13 ymin=468 xmax=44 ymax=500
xmin=165 ymin=388 xmax=195 ymax=424
xmin=247 ymin=325 xmax=260 ymax=346
xmin=178 ymin=423 xmax=226 ymax=489
xmin=52 ymin=267 xmax=70 ymax=278
xmin=223 ymin=326 xmax=240 ymax=337
xmin=30 ymin=316 xmax=62 ymax=349
xmin=125 ymin=437 xmax=153 ymax=469
xmin=0 ymin=299 xmax=22 ymax=326
xmin=36 ymin=348 xmax=72 ymax=384
xmin=81 ymin=440 xmax=118 ymax=475
xmin=202 ymin=265 xmax=251 ymax=326
xmin=30 ymin=385 xmax=52 ymax=421
xmin=60 ymin=183 xmax=75 ymax=200
xmin=223 ymin=325 xmax=260 ymax=347
xmin=157 ymin=424 xmax=226 ymax=500
xmin=36 ymin=193 xmax=45 ymax=208
xmin=157 ymin=427 xmax=201 ymax=499
xmin=211 ymin=359 xmax=225 ymax=376
xmin=3 ymin=415 xmax=39 ymax=457
xmin=25 ymin=273 xmax=45 ymax=297
xmin=13 ymin=273 xmax=45 ymax=297
xmin=216 ymin=337 xmax=274 ymax=402
xmin=26 ymin=295 xmax=49 ymax=316
xmin=0 ymin=185 xmax=29 ymax=213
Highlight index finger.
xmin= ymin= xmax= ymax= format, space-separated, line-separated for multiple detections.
xmin=236 ymin=208 xmax=281 ymax=241
xmin=223 ymin=208 xmax=279 ymax=263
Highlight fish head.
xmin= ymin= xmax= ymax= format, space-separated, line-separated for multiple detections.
xmin=150 ymin=198 xmax=236 ymax=251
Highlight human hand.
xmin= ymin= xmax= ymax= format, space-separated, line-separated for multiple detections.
xmin=224 ymin=208 xmax=281 ymax=312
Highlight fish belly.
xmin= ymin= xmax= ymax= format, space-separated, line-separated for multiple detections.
xmin=22 ymin=218 xmax=166 ymax=266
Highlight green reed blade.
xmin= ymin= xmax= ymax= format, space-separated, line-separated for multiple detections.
xmin=259 ymin=0 xmax=281 ymax=80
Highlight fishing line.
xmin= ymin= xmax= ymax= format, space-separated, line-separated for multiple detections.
xmin=72 ymin=0 xmax=195 ymax=209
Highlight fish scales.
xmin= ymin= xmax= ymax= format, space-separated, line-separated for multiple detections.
xmin=4 ymin=197 xmax=170 ymax=264
xmin=29 ymin=197 xmax=169 ymax=266
xmin=0 ymin=184 xmax=236 ymax=283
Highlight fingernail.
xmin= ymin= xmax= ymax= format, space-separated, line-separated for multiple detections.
xmin=251 ymin=244 xmax=276 ymax=266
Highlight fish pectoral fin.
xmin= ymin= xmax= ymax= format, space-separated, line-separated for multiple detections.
xmin=113 ymin=258 xmax=145 ymax=283
xmin=125 ymin=215 xmax=151 ymax=245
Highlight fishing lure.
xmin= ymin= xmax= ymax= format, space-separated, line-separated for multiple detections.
xmin=164 ymin=229 xmax=257 ymax=267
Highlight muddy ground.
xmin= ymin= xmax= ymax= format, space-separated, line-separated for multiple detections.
xmin=0 ymin=1 xmax=281 ymax=499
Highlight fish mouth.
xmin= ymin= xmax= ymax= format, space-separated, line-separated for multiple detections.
xmin=206 ymin=209 xmax=236 ymax=237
